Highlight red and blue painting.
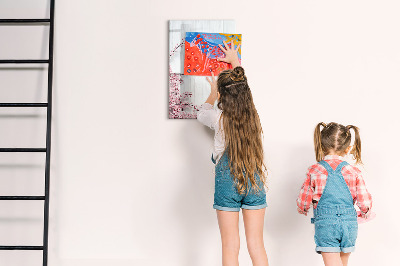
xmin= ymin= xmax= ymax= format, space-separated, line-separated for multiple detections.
xmin=184 ymin=32 xmax=242 ymax=76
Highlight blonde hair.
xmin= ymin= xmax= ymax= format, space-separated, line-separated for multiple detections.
xmin=217 ymin=66 xmax=267 ymax=194
xmin=314 ymin=122 xmax=362 ymax=164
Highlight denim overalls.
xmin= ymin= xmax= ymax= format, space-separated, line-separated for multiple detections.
xmin=211 ymin=151 xmax=267 ymax=211
xmin=311 ymin=160 xmax=358 ymax=254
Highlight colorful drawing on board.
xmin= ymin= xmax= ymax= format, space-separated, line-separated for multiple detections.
xmin=184 ymin=32 xmax=241 ymax=76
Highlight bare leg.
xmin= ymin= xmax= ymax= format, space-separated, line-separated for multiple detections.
xmin=242 ymin=208 xmax=269 ymax=266
xmin=340 ymin=252 xmax=351 ymax=266
xmin=216 ymin=210 xmax=240 ymax=266
xmin=321 ymin=252 xmax=343 ymax=266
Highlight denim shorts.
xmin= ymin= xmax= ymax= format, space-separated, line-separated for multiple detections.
xmin=312 ymin=208 xmax=358 ymax=253
xmin=213 ymin=153 xmax=267 ymax=212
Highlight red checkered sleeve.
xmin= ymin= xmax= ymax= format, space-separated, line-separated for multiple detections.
xmin=354 ymin=167 xmax=373 ymax=218
xmin=297 ymin=168 xmax=314 ymax=216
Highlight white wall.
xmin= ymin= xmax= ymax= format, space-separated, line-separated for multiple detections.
xmin=1 ymin=0 xmax=399 ymax=265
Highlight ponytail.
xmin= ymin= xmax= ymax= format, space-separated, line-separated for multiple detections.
xmin=314 ymin=122 xmax=326 ymax=162
xmin=347 ymin=125 xmax=362 ymax=164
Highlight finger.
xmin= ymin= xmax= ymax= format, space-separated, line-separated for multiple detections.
xmin=206 ymin=77 xmax=211 ymax=84
xmin=218 ymin=44 xmax=227 ymax=53
xmin=223 ymin=40 xmax=229 ymax=50
xmin=235 ymin=43 xmax=241 ymax=52
xmin=211 ymin=71 xmax=216 ymax=81
xmin=230 ymin=40 xmax=234 ymax=50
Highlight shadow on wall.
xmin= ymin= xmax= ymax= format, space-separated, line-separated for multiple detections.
xmin=172 ymin=121 xmax=216 ymax=266
xmin=264 ymin=145 xmax=316 ymax=265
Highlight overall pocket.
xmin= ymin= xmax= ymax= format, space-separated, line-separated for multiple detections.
xmin=314 ymin=217 xmax=340 ymax=245
xmin=346 ymin=220 xmax=358 ymax=245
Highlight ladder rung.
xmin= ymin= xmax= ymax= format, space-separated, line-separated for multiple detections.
xmin=0 ymin=148 xmax=46 ymax=152
xmin=0 ymin=246 xmax=44 ymax=250
xmin=0 ymin=19 xmax=50 ymax=23
xmin=0 ymin=103 xmax=48 ymax=107
xmin=0 ymin=196 xmax=45 ymax=200
xmin=0 ymin=60 xmax=49 ymax=64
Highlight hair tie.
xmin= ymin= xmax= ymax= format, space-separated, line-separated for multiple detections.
xmin=346 ymin=125 xmax=352 ymax=136
xmin=225 ymin=81 xmax=246 ymax=88
xmin=229 ymin=74 xmax=244 ymax=82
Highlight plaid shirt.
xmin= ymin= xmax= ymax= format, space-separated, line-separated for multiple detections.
xmin=297 ymin=155 xmax=372 ymax=218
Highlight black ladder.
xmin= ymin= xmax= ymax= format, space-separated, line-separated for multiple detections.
xmin=0 ymin=1 xmax=55 ymax=265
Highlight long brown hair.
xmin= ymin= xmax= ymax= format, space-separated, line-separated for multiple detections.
xmin=217 ymin=66 xmax=267 ymax=194
xmin=314 ymin=122 xmax=362 ymax=164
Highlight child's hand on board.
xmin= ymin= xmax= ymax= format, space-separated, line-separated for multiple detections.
xmin=205 ymin=72 xmax=218 ymax=105
xmin=218 ymin=40 xmax=241 ymax=68
xmin=206 ymin=72 xmax=218 ymax=94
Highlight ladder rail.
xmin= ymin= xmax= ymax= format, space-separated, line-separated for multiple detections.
xmin=43 ymin=0 xmax=55 ymax=265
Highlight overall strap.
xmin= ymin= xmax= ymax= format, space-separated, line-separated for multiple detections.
xmin=318 ymin=160 xmax=333 ymax=174
xmin=334 ymin=161 xmax=349 ymax=173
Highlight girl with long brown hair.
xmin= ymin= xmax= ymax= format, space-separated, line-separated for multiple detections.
xmin=297 ymin=122 xmax=373 ymax=266
xmin=197 ymin=41 xmax=269 ymax=266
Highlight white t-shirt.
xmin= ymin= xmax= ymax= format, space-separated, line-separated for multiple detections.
xmin=197 ymin=103 xmax=225 ymax=164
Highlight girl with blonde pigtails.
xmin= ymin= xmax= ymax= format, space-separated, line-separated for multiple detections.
xmin=297 ymin=122 xmax=373 ymax=266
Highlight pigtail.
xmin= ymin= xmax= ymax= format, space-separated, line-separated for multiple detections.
xmin=314 ymin=122 xmax=326 ymax=162
xmin=347 ymin=125 xmax=362 ymax=164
